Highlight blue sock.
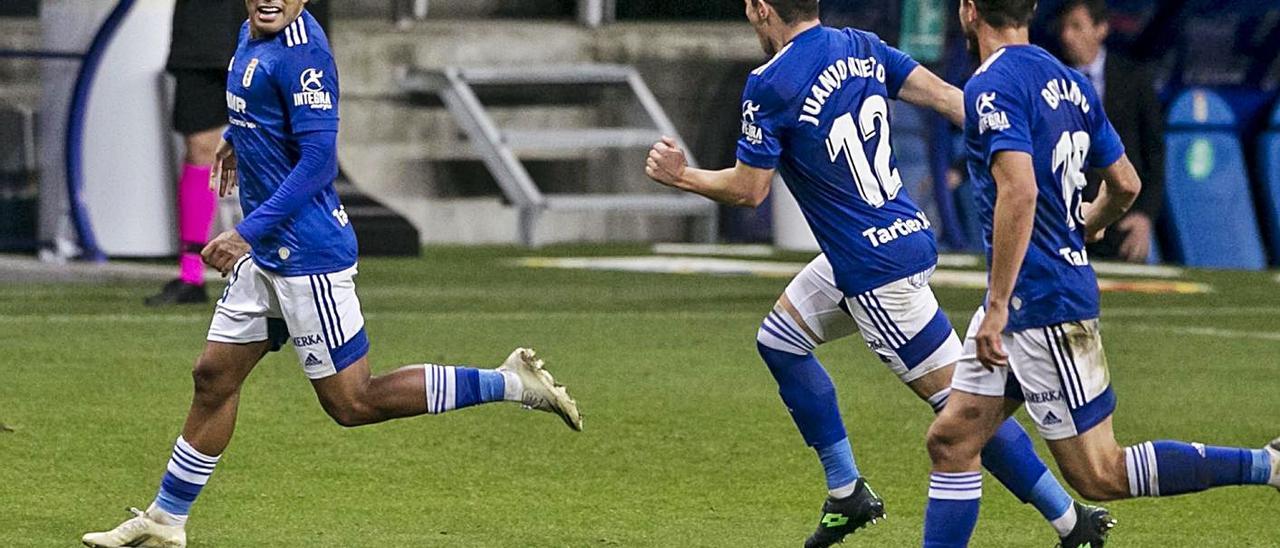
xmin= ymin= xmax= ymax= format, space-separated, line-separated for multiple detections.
xmin=981 ymin=418 xmax=1073 ymax=522
xmin=151 ymin=436 xmax=220 ymax=524
xmin=477 ymin=369 xmax=506 ymax=402
xmin=1126 ymin=441 xmax=1272 ymax=496
xmin=423 ymin=365 xmax=507 ymax=413
xmin=816 ymin=437 xmax=861 ymax=493
xmin=931 ymin=390 xmax=1073 ymax=525
xmin=924 ymin=471 xmax=982 ymax=547
xmin=757 ymin=341 xmax=855 ymax=492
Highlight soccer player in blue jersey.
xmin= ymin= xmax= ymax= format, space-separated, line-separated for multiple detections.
xmin=920 ymin=1 xmax=1280 ymax=546
xmin=82 ymin=2 xmax=581 ymax=546
xmin=646 ymin=1 xmax=1113 ymax=546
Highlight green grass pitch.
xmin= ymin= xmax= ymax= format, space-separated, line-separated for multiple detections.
xmin=1 ymin=246 xmax=1277 ymax=546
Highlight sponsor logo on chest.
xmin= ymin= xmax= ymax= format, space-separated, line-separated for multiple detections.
xmin=294 ymin=68 xmax=333 ymax=110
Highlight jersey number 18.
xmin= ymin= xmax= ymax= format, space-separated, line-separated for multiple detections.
xmin=1051 ymin=131 xmax=1090 ymax=230
xmin=825 ymin=95 xmax=903 ymax=208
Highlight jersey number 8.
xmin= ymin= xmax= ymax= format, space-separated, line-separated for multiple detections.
xmin=1051 ymin=131 xmax=1091 ymax=230
xmin=825 ymin=95 xmax=904 ymax=208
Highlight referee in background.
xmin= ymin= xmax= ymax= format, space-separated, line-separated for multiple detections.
xmin=148 ymin=0 xmax=329 ymax=305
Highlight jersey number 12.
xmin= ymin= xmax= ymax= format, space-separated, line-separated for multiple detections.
xmin=1051 ymin=131 xmax=1091 ymax=230
xmin=825 ymin=95 xmax=903 ymax=208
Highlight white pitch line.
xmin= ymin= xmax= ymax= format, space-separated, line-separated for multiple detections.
xmin=0 ymin=310 xmax=766 ymax=324
xmin=1110 ymin=324 xmax=1280 ymax=342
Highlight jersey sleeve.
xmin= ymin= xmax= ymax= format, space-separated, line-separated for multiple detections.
xmin=1084 ymin=83 xmax=1125 ymax=168
xmin=965 ymin=74 xmax=1033 ymax=166
xmin=272 ymin=45 xmax=339 ymax=134
xmin=874 ymin=36 xmax=920 ymax=98
xmin=735 ymin=76 xmax=789 ymax=170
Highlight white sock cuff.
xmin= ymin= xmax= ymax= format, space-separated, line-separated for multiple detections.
xmin=1124 ymin=442 xmax=1160 ymax=497
xmin=758 ymin=309 xmax=817 ymax=356
xmin=499 ymin=368 xmax=523 ymax=401
xmin=422 ymin=364 xmax=457 ymax=414
xmin=927 ymin=389 xmax=951 ymax=413
xmin=167 ymin=436 xmax=219 ymax=486
xmin=928 ymin=471 xmax=983 ymax=500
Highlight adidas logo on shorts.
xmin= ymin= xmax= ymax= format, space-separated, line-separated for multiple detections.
xmin=1042 ymin=411 xmax=1063 ymax=426
xmin=304 ymin=353 xmax=323 ymax=367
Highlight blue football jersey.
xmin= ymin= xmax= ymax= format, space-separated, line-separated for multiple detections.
xmin=963 ymin=45 xmax=1125 ymax=331
xmin=736 ymin=26 xmax=935 ymax=296
xmin=225 ymin=10 xmax=357 ymax=276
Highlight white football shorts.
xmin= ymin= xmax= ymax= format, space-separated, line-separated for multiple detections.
xmin=950 ymin=306 xmax=1116 ymax=440
xmin=775 ymin=254 xmax=963 ymax=384
xmin=207 ymin=256 xmax=368 ymax=379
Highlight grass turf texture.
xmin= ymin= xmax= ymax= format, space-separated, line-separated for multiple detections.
xmin=1 ymin=246 xmax=1277 ymax=547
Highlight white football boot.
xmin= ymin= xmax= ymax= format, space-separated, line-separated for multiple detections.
xmin=1266 ymin=437 xmax=1280 ymax=491
xmin=499 ymin=348 xmax=583 ymax=431
xmin=82 ymin=507 xmax=186 ymax=548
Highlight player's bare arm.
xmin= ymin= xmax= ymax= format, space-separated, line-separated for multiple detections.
xmin=1083 ymin=154 xmax=1142 ymax=243
xmin=645 ymin=136 xmax=773 ymax=207
xmin=897 ymin=66 xmax=965 ymax=126
xmin=209 ymin=138 xmax=238 ymax=197
xmin=977 ymin=150 xmax=1037 ymax=369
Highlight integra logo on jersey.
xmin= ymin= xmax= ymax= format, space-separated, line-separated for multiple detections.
xmin=293 ymin=68 xmax=333 ymax=110
xmin=860 ymin=211 xmax=932 ymax=248
xmin=741 ymin=101 xmax=764 ymax=145
xmin=976 ymin=92 xmax=1010 ymax=135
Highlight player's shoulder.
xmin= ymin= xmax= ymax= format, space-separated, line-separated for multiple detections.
xmin=274 ymin=12 xmax=332 ymax=55
xmin=964 ymin=46 xmax=1042 ymax=96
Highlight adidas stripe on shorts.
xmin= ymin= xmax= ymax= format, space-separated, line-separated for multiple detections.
xmin=207 ymin=256 xmax=368 ymax=379
xmin=950 ymin=306 xmax=1116 ymax=440
xmin=774 ymin=255 xmax=962 ymax=384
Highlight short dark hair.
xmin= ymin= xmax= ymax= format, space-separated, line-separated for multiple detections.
xmin=972 ymin=0 xmax=1038 ymax=29
xmin=754 ymin=0 xmax=820 ymax=25
xmin=1056 ymin=0 xmax=1108 ymax=25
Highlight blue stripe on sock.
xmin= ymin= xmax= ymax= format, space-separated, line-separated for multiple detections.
xmin=769 ymin=312 xmax=814 ymax=350
xmin=1029 ymin=472 xmax=1073 ymax=521
xmin=454 ymin=367 xmax=481 ymax=409
xmin=1249 ymin=449 xmax=1272 ymax=485
xmin=815 ymin=437 xmax=860 ymax=490
xmin=477 ymin=369 xmax=506 ymax=403
xmin=760 ymin=320 xmax=810 ymax=353
xmin=155 ymin=472 xmax=204 ymax=516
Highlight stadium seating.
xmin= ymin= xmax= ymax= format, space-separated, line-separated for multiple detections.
xmin=1259 ymin=101 xmax=1280 ymax=265
xmin=1161 ymin=88 xmax=1267 ymax=269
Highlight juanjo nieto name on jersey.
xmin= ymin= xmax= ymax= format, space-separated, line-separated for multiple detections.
xmin=735 ymin=26 xmax=937 ymax=296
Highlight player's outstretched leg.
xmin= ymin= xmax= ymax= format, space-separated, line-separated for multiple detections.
xmin=922 ymin=390 xmax=1011 ymax=548
xmin=755 ymin=307 xmax=884 ymax=548
xmin=311 ymin=347 xmax=582 ymax=431
xmin=926 ymin=387 xmax=1113 ymax=545
xmin=1047 ymin=418 xmax=1277 ymax=503
xmin=82 ymin=341 xmax=270 ymax=548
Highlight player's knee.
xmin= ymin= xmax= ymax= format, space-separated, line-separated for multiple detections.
xmin=926 ymin=410 xmax=985 ymax=468
xmin=191 ymin=358 xmax=238 ymax=402
xmin=1061 ymin=448 xmax=1129 ymax=501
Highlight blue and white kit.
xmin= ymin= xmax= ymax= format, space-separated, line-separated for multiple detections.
xmin=951 ymin=45 xmax=1127 ymax=439
xmin=208 ymin=11 xmax=366 ymax=378
xmin=741 ymin=26 xmax=960 ymax=379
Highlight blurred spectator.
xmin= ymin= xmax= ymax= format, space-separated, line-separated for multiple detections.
xmin=146 ymin=0 xmax=247 ymax=306
xmin=1057 ymin=0 xmax=1165 ymax=263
